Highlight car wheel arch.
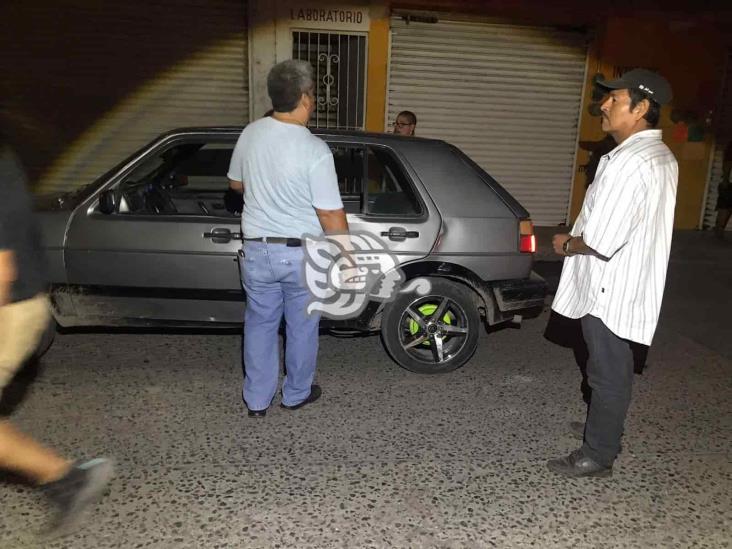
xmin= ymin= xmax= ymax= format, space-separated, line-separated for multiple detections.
xmin=397 ymin=261 xmax=497 ymax=323
xmin=351 ymin=261 xmax=497 ymax=332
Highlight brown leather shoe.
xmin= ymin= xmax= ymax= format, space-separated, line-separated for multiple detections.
xmin=547 ymin=449 xmax=612 ymax=478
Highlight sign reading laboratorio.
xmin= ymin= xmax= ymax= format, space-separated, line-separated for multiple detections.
xmin=279 ymin=2 xmax=370 ymax=31
xmin=291 ymin=7 xmax=364 ymax=24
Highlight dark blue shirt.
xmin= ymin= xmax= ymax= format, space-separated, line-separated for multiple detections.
xmin=0 ymin=147 xmax=46 ymax=303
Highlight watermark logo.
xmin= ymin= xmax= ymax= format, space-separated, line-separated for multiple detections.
xmin=303 ymin=231 xmax=430 ymax=319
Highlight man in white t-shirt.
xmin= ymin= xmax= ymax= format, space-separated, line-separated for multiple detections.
xmin=227 ymin=60 xmax=348 ymax=417
xmin=548 ymin=69 xmax=678 ymax=477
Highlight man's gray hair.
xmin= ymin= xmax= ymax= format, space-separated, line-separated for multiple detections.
xmin=267 ymin=60 xmax=315 ymax=113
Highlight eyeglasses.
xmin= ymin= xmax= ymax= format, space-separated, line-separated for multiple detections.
xmin=393 ymin=121 xmax=413 ymax=128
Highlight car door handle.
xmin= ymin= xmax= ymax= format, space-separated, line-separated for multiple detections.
xmin=381 ymin=227 xmax=419 ymax=241
xmin=203 ymin=227 xmax=242 ymax=243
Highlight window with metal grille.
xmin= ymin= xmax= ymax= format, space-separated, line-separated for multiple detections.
xmin=292 ymin=31 xmax=366 ymax=129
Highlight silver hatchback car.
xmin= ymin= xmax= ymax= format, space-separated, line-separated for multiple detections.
xmin=36 ymin=127 xmax=546 ymax=374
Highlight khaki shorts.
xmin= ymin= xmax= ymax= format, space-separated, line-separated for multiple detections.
xmin=0 ymin=294 xmax=51 ymax=391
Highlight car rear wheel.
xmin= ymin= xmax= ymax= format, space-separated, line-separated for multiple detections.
xmin=381 ymin=278 xmax=480 ymax=374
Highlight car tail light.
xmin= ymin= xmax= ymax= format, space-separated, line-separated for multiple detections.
xmin=519 ymin=219 xmax=536 ymax=253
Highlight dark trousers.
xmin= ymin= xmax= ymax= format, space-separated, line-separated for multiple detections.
xmin=580 ymin=315 xmax=635 ymax=467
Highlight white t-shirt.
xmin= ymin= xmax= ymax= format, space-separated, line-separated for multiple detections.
xmin=227 ymin=117 xmax=343 ymax=239
xmin=552 ymin=129 xmax=678 ymax=345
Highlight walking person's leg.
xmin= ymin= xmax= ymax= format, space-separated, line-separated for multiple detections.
xmin=580 ymin=314 xmax=635 ymax=467
xmin=241 ymin=242 xmax=284 ymax=413
xmin=276 ymin=246 xmax=321 ymax=407
xmin=0 ymin=294 xmax=113 ymax=536
xmin=0 ymin=422 xmax=70 ymax=483
xmin=0 ymin=296 xmax=69 ymax=483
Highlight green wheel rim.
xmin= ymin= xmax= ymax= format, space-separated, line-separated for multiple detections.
xmin=408 ymin=303 xmax=452 ymax=346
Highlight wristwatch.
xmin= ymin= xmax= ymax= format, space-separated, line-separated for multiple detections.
xmin=562 ymin=237 xmax=573 ymax=256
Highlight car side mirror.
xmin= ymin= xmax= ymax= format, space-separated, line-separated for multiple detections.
xmin=98 ymin=190 xmax=118 ymax=214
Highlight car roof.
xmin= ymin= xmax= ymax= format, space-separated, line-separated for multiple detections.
xmin=159 ymin=126 xmax=444 ymax=145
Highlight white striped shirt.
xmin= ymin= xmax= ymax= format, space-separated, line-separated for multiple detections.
xmin=552 ymin=129 xmax=678 ymax=345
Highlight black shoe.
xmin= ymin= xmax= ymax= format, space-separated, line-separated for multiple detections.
xmin=547 ymin=449 xmax=612 ymax=478
xmin=242 ymin=394 xmax=268 ymax=418
xmin=41 ymin=458 xmax=114 ymax=538
xmin=280 ymin=384 xmax=322 ymax=410
xmin=247 ymin=408 xmax=267 ymax=418
xmin=568 ymin=421 xmax=623 ymax=453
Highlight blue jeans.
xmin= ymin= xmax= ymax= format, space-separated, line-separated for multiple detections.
xmin=239 ymin=241 xmax=321 ymax=410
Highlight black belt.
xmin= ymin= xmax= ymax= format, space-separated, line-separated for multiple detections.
xmin=243 ymin=237 xmax=302 ymax=247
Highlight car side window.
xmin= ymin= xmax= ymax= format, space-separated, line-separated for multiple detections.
xmin=328 ymin=144 xmax=421 ymax=216
xmin=173 ymin=144 xmax=233 ymax=192
xmin=114 ymin=142 xmax=237 ymax=217
xmin=330 ymin=146 xmax=365 ymax=214
xmin=366 ymin=146 xmax=421 ymax=216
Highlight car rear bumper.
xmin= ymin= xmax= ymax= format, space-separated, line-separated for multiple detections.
xmin=489 ymin=271 xmax=548 ymax=322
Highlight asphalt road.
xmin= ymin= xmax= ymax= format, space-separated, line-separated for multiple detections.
xmin=0 ymin=231 xmax=729 ymax=548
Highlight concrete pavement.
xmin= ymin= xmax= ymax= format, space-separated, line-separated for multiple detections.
xmin=0 ymin=230 xmax=729 ymax=548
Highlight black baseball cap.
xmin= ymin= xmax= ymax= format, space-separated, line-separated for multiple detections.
xmin=597 ymin=68 xmax=673 ymax=105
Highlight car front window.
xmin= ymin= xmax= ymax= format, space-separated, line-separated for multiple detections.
xmin=112 ymin=141 xmax=237 ymax=217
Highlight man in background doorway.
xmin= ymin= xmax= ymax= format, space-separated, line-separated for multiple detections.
xmin=393 ymin=110 xmax=417 ymax=136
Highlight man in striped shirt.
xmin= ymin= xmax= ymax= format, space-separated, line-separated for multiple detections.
xmin=548 ymin=69 xmax=678 ymax=478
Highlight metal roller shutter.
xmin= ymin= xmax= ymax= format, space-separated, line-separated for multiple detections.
xmin=23 ymin=1 xmax=250 ymax=194
xmin=703 ymin=50 xmax=732 ymax=230
xmin=387 ymin=16 xmax=588 ymax=225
